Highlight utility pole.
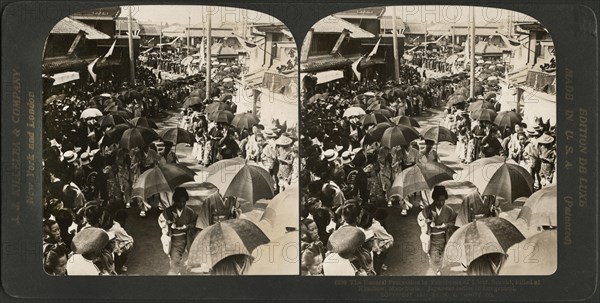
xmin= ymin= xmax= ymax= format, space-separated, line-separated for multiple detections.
xmin=422 ymin=21 xmax=427 ymax=69
xmin=469 ymin=6 xmax=476 ymax=98
xmin=159 ymin=22 xmax=162 ymax=71
xmin=206 ymin=10 xmax=212 ymax=102
xmin=128 ymin=6 xmax=136 ymax=84
xmin=392 ymin=7 xmax=400 ymax=83
xmin=187 ymin=16 xmax=191 ymax=57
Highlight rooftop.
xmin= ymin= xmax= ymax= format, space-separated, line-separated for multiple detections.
xmin=50 ymin=17 xmax=111 ymax=40
xmin=311 ymin=16 xmax=375 ymax=39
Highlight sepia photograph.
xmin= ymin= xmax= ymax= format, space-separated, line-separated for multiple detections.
xmin=41 ymin=5 xmax=298 ymax=276
xmin=299 ymin=5 xmax=556 ymax=276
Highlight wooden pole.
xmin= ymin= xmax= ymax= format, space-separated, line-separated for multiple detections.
xmin=159 ymin=22 xmax=162 ymax=71
xmin=206 ymin=10 xmax=212 ymax=101
xmin=392 ymin=7 xmax=400 ymax=83
xmin=128 ymin=6 xmax=136 ymax=84
xmin=469 ymin=6 xmax=476 ymax=98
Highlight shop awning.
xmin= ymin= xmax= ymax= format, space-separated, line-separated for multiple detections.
xmin=51 ymin=71 xmax=80 ymax=85
xmin=300 ymin=54 xmax=352 ymax=73
xmin=301 ymin=70 xmax=345 ymax=85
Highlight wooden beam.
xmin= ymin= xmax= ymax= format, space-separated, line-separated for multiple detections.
xmin=67 ymin=30 xmax=85 ymax=56
xmin=300 ymin=28 xmax=313 ymax=63
xmin=330 ymin=29 xmax=349 ymax=55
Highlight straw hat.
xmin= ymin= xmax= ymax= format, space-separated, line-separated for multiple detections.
xmin=341 ymin=151 xmax=352 ymax=165
xmin=526 ymin=126 xmax=539 ymax=136
xmin=537 ymin=134 xmax=555 ymax=144
xmin=327 ymin=226 xmax=366 ymax=255
xmin=63 ymin=151 xmax=78 ymax=163
xmin=322 ymin=149 xmax=338 ymax=162
xmin=80 ymin=152 xmax=92 ymax=166
xmin=71 ymin=227 xmax=109 ymax=255
xmin=275 ymin=135 xmax=293 ymax=146
xmin=263 ymin=128 xmax=277 ymax=138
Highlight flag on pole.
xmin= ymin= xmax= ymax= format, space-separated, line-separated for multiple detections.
xmin=367 ymin=38 xmax=381 ymax=61
xmin=88 ymin=58 xmax=99 ymax=82
xmin=104 ymin=40 xmax=117 ymax=58
xmin=352 ymin=56 xmax=363 ymax=81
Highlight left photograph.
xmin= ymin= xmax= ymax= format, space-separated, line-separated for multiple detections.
xmin=41 ymin=5 xmax=299 ymax=276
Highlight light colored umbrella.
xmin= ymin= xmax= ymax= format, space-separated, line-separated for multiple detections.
xmin=445 ymin=217 xmax=525 ymax=267
xmin=80 ymin=108 xmax=103 ymax=119
xmin=499 ymin=230 xmax=557 ymax=275
xmin=187 ymin=218 xmax=270 ymax=270
xmin=388 ymin=162 xmax=455 ymax=197
xmin=205 ymin=158 xmax=275 ymax=203
xmin=246 ymin=231 xmax=299 ymax=275
xmin=517 ymin=185 xmax=557 ymax=228
xmin=458 ymin=156 xmax=534 ymax=203
xmin=131 ymin=163 xmax=196 ymax=200
xmin=258 ymin=186 xmax=299 ymax=240
xmin=343 ymin=106 xmax=366 ymax=117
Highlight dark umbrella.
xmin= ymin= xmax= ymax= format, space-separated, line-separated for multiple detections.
xmin=159 ymin=127 xmax=195 ymax=145
xmin=131 ymin=163 xmax=196 ymax=200
xmin=205 ymin=102 xmax=232 ymax=114
xmin=182 ymin=96 xmax=204 ymax=108
xmin=372 ymin=108 xmax=393 ymax=118
xmin=445 ymin=217 xmax=525 ymax=267
xmin=231 ymin=112 xmax=260 ymax=132
xmin=119 ymin=126 xmax=159 ymax=150
xmin=484 ymin=92 xmax=497 ymax=101
xmin=447 ymin=94 xmax=467 ymax=106
xmin=391 ymin=115 xmax=420 ymax=128
xmin=205 ymin=158 xmax=275 ymax=203
xmin=420 ymin=125 xmax=457 ymax=143
xmin=219 ymin=93 xmax=233 ymax=102
xmin=380 ymin=125 xmax=420 ymax=148
xmin=187 ymin=219 xmax=270 ymax=270
xmin=101 ymin=124 xmax=130 ymax=146
xmin=517 ymin=185 xmax=557 ymax=229
xmin=471 ymin=108 xmax=497 ymax=122
xmin=388 ymin=162 xmax=456 ymax=198
xmin=360 ymin=113 xmax=389 ymax=125
xmin=494 ymin=111 xmax=522 ymax=128
xmin=468 ymin=100 xmax=496 ymax=111
xmin=208 ymin=110 xmax=234 ymax=124
xmin=130 ymin=117 xmax=159 ymax=129
xmin=98 ymin=114 xmax=129 ymax=127
xmin=366 ymin=122 xmax=395 ymax=141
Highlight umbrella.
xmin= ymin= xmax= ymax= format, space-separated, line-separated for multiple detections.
xmin=231 ymin=112 xmax=260 ymax=131
xmin=343 ymin=107 xmax=366 ymax=117
xmin=455 ymin=87 xmax=469 ymax=97
xmin=258 ymin=186 xmax=299 ymax=240
xmin=391 ymin=115 xmax=420 ymax=128
xmin=445 ymin=217 xmax=525 ymax=267
xmin=307 ymin=93 xmax=327 ymax=103
xmin=484 ymin=92 xmax=497 ymax=101
xmin=222 ymin=77 xmax=233 ymax=83
xmin=380 ymin=125 xmax=420 ymax=148
xmin=517 ymin=185 xmax=557 ymax=228
xmin=208 ymin=110 xmax=234 ymax=124
xmin=474 ymin=84 xmax=485 ymax=96
xmin=205 ymin=158 xmax=275 ymax=203
xmin=205 ymin=102 xmax=232 ymax=114
xmin=468 ymin=100 xmax=496 ymax=111
xmin=372 ymin=109 xmax=393 ymax=118
xmin=159 ymin=127 xmax=195 ymax=145
xmin=471 ymin=108 xmax=497 ymax=122
xmin=130 ymin=117 xmax=159 ymax=129
xmin=131 ymin=163 xmax=196 ymax=200
xmin=119 ymin=126 xmax=159 ymax=150
xmin=367 ymin=96 xmax=386 ymax=105
xmin=499 ymin=230 xmax=557 ymax=275
xmin=366 ymin=122 xmax=395 ymax=141
xmin=101 ymin=124 xmax=131 ymax=146
xmin=352 ymin=94 xmax=370 ymax=106
xmin=45 ymin=94 xmax=66 ymax=105
xmin=80 ymin=108 xmax=103 ymax=119
xmin=388 ymin=162 xmax=455 ymax=197
xmin=182 ymin=96 xmax=204 ymax=108
xmin=98 ymin=114 xmax=129 ymax=127
xmin=187 ymin=219 xmax=270 ymax=270
xmin=494 ymin=111 xmax=522 ymax=128
xmin=219 ymin=94 xmax=233 ymax=102
xmin=420 ymin=125 xmax=457 ymax=143
xmin=360 ymin=113 xmax=389 ymax=125
xmin=447 ymin=94 xmax=467 ymax=106
xmin=189 ymin=89 xmax=205 ymax=97
xmin=458 ymin=156 xmax=534 ymax=202
xmin=246 ymin=231 xmax=299 ymax=275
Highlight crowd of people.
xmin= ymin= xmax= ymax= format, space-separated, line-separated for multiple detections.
xmin=42 ymin=52 xmax=298 ymax=275
xmin=299 ymin=62 xmax=556 ymax=276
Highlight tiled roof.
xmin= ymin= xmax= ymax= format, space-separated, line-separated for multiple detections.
xmin=50 ymin=17 xmax=111 ymax=40
xmin=474 ymin=42 xmax=504 ymax=54
xmin=115 ymin=17 xmax=140 ymax=32
xmin=138 ymin=23 xmax=160 ymax=36
xmin=312 ymin=16 xmax=375 ymax=39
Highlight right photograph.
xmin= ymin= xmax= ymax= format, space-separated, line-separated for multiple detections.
xmin=299 ymin=6 xmax=556 ymax=276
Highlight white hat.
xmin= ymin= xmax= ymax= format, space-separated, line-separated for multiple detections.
xmin=341 ymin=151 xmax=352 ymax=165
xmin=80 ymin=152 xmax=92 ymax=165
xmin=322 ymin=149 xmax=338 ymax=162
xmin=63 ymin=151 xmax=78 ymax=163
